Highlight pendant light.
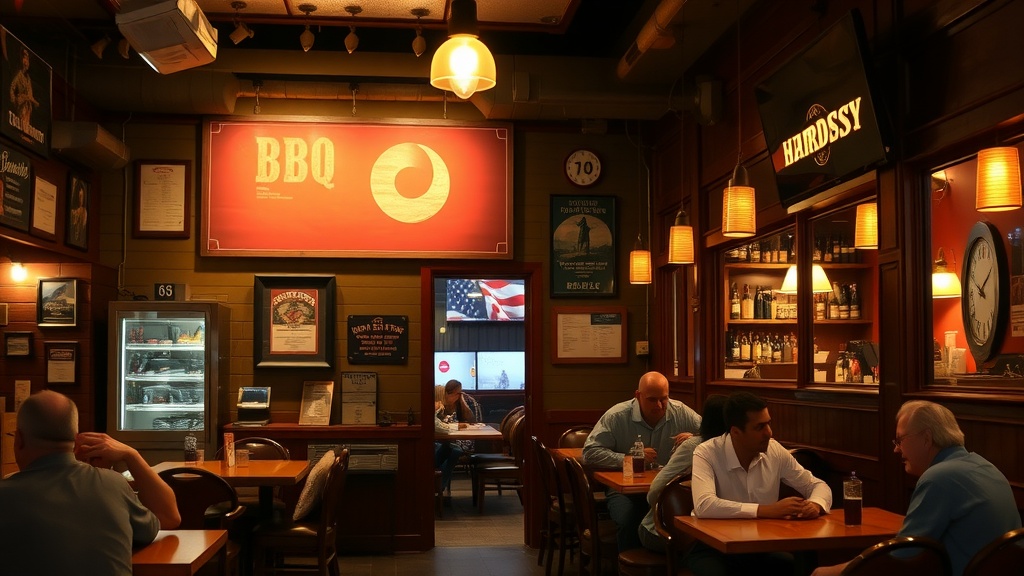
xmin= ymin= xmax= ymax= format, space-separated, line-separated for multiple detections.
xmin=298 ymin=4 xmax=316 ymax=52
xmin=631 ymin=137 xmax=652 ymax=284
xmin=667 ymin=208 xmax=694 ymax=264
xmin=722 ymin=1 xmax=755 ymax=238
xmin=854 ymin=202 xmax=878 ymax=249
xmin=975 ymin=147 xmax=1022 ymax=212
xmin=932 ymin=247 xmax=962 ymax=299
xmin=779 ymin=264 xmax=833 ymax=294
xmin=429 ymin=0 xmax=496 ymax=100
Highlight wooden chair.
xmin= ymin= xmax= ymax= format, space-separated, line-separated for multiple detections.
xmin=558 ymin=425 xmax=593 ymax=449
xmin=840 ymin=535 xmax=951 ymax=576
xmin=532 ymin=435 xmax=578 ymax=576
xmin=252 ymin=449 xmax=350 ymax=576
xmin=158 ymin=466 xmax=247 ymax=576
xmin=474 ymin=415 xmax=526 ymax=513
xmin=963 ymin=527 xmax=1024 ymax=576
xmin=563 ymin=457 xmax=617 ymax=576
xmin=652 ymin=476 xmax=696 ymax=576
xmin=470 ymin=406 xmax=524 ymax=468
xmin=236 ymin=436 xmax=290 ymax=460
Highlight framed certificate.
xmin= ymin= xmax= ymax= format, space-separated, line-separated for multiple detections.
xmin=253 ymin=275 xmax=336 ymax=368
xmin=551 ymin=306 xmax=627 ymax=364
xmin=133 ymin=160 xmax=190 ymax=238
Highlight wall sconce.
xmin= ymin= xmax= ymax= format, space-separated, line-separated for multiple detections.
xmin=667 ymin=208 xmax=694 ymax=265
xmin=411 ymin=8 xmax=429 ymax=57
xmin=298 ymin=4 xmax=317 ymax=52
xmin=430 ymin=0 xmax=496 ymax=99
xmin=90 ymin=36 xmax=111 ymax=59
xmin=629 ymin=234 xmax=652 ymax=284
xmin=976 ymin=147 xmax=1021 ymax=211
xmin=854 ymin=202 xmax=877 ymax=249
xmin=10 ymin=262 xmax=27 ymax=282
xmin=932 ymin=247 xmax=962 ymax=299
xmin=779 ymin=264 xmax=833 ymax=294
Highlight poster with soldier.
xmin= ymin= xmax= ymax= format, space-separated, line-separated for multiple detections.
xmin=1 ymin=26 xmax=51 ymax=158
xmin=550 ymin=195 xmax=616 ymax=297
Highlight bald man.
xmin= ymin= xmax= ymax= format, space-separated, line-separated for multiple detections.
xmin=0 ymin=390 xmax=180 ymax=576
xmin=583 ymin=371 xmax=701 ymax=551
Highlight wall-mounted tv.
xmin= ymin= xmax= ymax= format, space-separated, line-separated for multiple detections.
xmin=476 ymin=351 xmax=526 ymax=390
xmin=755 ymin=9 xmax=890 ymax=213
xmin=446 ymin=279 xmax=525 ymax=322
xmin=434 ymin=351 xmax=476 ymax=390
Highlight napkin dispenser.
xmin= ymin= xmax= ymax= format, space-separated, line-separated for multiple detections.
xmin=236 ymin=386 xmax=271 ymax=425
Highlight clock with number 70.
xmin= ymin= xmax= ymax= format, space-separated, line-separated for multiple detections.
xmin=961 ymin=221 xmax=1009 ymax=364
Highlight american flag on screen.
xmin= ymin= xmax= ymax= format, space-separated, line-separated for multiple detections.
xmin=446 ymin=279 xmax=525 ymax=321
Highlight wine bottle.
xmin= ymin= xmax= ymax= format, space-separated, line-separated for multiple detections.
xmin=838 ymin=283 xmax=851 ymax=319
xmin=772 ymin=335 xmax=783 ymax=363
xmin=815 ymin=293 xmax=826 ymax=320
xmin=782 ymin=334 xmax=793 ymax=363
xmin=740 ymin=332 xmax=752 ymax=362
xmin=832 ymin=234 xmax=842 ymax=263
xmin=829 ymin=281 xmax=841 ymax=319
xmin=750 ymin=241 xmax=761 ymax=263
xmin=730 ymin=282 xmax=740 ymax=319
xmin=741 ymin=284 xmax=754 ymax=319
xmin=752 ymin=333 xmax=762 ymax=362
xmin=730 ymin=331 xmax=740 ymax=361
xmin=850 ymin=283 xmax=861 ymax=319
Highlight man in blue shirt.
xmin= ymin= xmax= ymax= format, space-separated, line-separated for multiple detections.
xmin=813 ymin=400 xmax=1020 ymax=576
xmin=583 ymin=371 xmax=701 ymax=551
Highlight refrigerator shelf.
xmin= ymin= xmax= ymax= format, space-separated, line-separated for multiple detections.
xmin=126 ymin=344 xmax=205 ymax=352
xmin=126 ymin=374 xmax=205 ymax=382
xmin=125 ymin=404 xmax=205 ymax=412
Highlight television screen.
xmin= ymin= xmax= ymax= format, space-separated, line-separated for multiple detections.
xmin=755 ymin=10 xmax=889 ymax=212
xmin=476 ymin=351 xmax=526 ymax=390
xmin=434 ymin=351 xmax=476 ymax=390
xmin=446 ymin=279 xmax=525 ymax=322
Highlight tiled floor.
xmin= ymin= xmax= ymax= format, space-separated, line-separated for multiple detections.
xmin=336 ymin=474 xmax=580 ymax=576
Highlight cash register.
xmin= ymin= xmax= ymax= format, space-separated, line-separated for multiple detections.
xmin=236 ymin=386 xmax=271 ymax=426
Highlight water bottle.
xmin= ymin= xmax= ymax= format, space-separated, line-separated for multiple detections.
xmin=623 ymin=453 xmax=634 ymax=480
xmin=632 ymin=435 xmax=646 ymax=476
xmin=843 ymin=471 xmax=863 ymax=525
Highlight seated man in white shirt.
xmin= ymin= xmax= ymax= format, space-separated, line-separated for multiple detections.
xmin=688 ymin=392 xmax=832 ymax=576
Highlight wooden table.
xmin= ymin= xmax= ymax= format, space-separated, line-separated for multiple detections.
xmin=673 ymin=507 xmax=904 ymax=554
xmin=593 ymin=469 xmax=656 ymax=494
xmin=132 ymin=529 xmax=227 ymax=576
xmin=153 ymin=459 xmax=310 ymax=516
xmin=436 ymin=423 xmax=502 ymax=440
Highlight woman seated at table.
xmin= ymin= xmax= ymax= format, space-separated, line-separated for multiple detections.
xmin=638 ymin=394 xmax=729 ymax=553
xmin=434 ymin=380 xmax=478 ymax=492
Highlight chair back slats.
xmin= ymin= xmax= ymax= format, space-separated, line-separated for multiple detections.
xmin=841 ymin=535 xmax=951 ymax=576
xmin=963 ymin=527 xmax=1024 ymax=576
xmin=235 ymin=437 xmax=290 ymax=460
xmin=558 ymin=425 xmax=593 ymax=449
xmin=653 ymin=475 xmax=695 ymax=576
xmin=158 ymin=467 xmax=241 ymax=529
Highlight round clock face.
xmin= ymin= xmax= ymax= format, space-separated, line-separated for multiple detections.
xmin=565 ymin=149 xmax=602 ymax=187
xmin=961 ymin=221 xmax=1009 ymax=363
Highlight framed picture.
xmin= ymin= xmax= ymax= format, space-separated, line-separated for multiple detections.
xmin=30 ymin=176 xmax=57 ymax=240
xmin=4 ymin=332 xmax=32 ymax=357
xmin=66 ymin=174 xmax=89 ymax=250
xmin=0 ymin=27 xmax=52 ymax=159
xmin=37 ymin=278 xmax=77 ymax=327
xmin=551 ymin=305 xmax=627 ymax=364
xmin=133 ymin=160 xmax=191 ymax=239
xmin=254 ymin=275 xmax=336 ymax=368
xmin=45 ymin=341 xmax=78 ymax=384
xmin=550 ymin=195 xmax=617 ymax=297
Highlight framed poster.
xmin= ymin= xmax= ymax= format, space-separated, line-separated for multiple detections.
xmin=37 ymin=278 xmax=77 ymax=327
xmin=346 ymin=315 xmax=409 ymax=365
xmin=0 ymin=142 xmax=33 ymax=232
xmin=31 ymin=176 xmax=56 ymax=239
xmin=45 ymin=341 xmax=77 ymax=384
xmin=0 ymin=26 xmax=51 ymax=158
xmin=253 ymin=275 xmax=335 ymax=368
xmin=550 ymin=195 xmax=617 ymax=297
xmin=134 ymin=160 xmax=190 ymax=238
xmin=551 ymin=306 xmax=627 ymax=364
xmin=66 ymin=174 xmax=89 ymax=250
xmin=4 ymin=332 xmax=32 ymax=357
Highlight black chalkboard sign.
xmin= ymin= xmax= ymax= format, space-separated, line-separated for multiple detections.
xmin=347 ymin=315 xmax=408 ymax=365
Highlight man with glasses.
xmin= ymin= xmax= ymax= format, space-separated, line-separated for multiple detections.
xmin=0 ymin=390 xmax=180 ymax=576
xmin=813 ymin=400 xmax=1020 ymax=576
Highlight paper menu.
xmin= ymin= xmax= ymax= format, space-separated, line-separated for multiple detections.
xmin=224 ymin=432 xmax=235 ymax=467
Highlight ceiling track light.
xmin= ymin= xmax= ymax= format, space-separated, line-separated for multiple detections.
xmin=229 ymin=1 xmax=254 ymax=45
xmin=90 ymin=35 xmax=110 ymax=59
xmin=411 ymin=8 xmax=429 ymax=57
xmin=298 ymin=4 xmax=317 ymax=52
xmin=344 ymin=5 xmax=362 ymax=54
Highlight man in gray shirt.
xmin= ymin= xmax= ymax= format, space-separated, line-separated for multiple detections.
xmin=583 ymin=371 xmax=701 ymax=551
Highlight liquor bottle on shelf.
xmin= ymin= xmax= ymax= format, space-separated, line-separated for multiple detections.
xmin=740 ymin=332 xmax=752 ymax=362
xmin=782 ymin=334 xmax=793 ymax=363
xmin=730 ymin=331 xmax=740 ymax=361
xmin=730 ymin=283 xmax=740 ymax=319
xmin=750 ymin=241 xmax=761 ymax=263
xmin=772 ymin=335 xmax=783 ymax=363
xmin=823 ymin=235 xmax=833 ymax=262
xmin=752 ymin=333 xmax=762 ymax=362
xmin=838 ymin=283 xmax=851 ymax=319
xmin=815 ymin=293 xmax=826 ymax=320
xmin=791 ymin=333 xmax=799 ymax=364
xmin=832 ymin=234 xmax=842 ymax=263
xmin=829 ymin=282 xmax=841 ymax=319
xmin=778 ymin=235 xmax=789 ymax=263
xmin=738 ymin=242 xmax=749 ymax=262
xmin=741 ymin=284 xmax=754 ymax=319
xmin=850 ymin=283 xmax=861 ymax=319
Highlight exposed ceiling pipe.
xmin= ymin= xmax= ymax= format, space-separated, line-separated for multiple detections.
xmin=236 ymin=80 xmax=444 ymax=102
xmin=618 ymin=0 xmax=687 ymax=80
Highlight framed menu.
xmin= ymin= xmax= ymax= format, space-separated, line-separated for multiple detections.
xmin=133 ymin=160 xmax=190 ymax=238
xmin=551 ymin=306 xmax=627 ymax=364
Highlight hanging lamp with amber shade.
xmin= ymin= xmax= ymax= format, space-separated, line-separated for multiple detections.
xmin=976 ymin=147 xmax=1022 ymax=212
xmin=854 ymin=202 xmax=878 ymax=249
xmin=667 ymin=208 xmax=695 ymax=265
xmin=629 ymin=234 xmax=652 ymax=284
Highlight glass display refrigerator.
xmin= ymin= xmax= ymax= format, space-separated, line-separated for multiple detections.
xmin=107 ymin=301 xmax=230 ymax=463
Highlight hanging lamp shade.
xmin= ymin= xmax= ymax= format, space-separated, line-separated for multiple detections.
xmin=722 ymin=163 xmax=756 ymax=238
xmin=667 ymin=209 xmax=695 ymax=264
xmin=429 ymin=0 xmax=496 ymax=100
xmin=629 ymin=236 xmax=652 ymax=284
xmin=854 ymin=202 xmax=878 ymax=249
xmin=976 ymin=147 xmax=1022 ymax=211
xmin=932 ymin=247 xmax=962 ymax=299
xmin=779 ymin=264 xmax=833 ymax=294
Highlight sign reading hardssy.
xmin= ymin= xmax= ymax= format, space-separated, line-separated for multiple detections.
xmin=202 ymin=120 xmax=512 ymax=258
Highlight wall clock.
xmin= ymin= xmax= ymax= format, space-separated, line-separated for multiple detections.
xmin=564 ymin=149 xmax=602 ymax=187
xmin=961 ymin=221 xmax=1009 ymax=365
